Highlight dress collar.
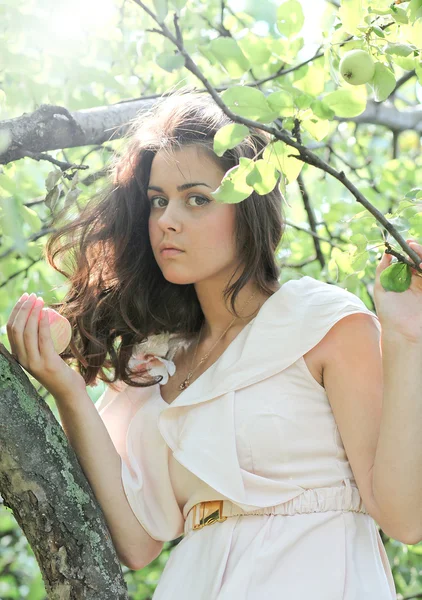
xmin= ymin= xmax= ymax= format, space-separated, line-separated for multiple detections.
xmin=159 ymin=277 xmax=307 ymax=410
xmin=156 ymin=274 xmax=381 ymax=410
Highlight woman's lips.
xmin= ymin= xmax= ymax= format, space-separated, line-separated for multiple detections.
xmin=161 ymin=249 xmax=184 ymax=257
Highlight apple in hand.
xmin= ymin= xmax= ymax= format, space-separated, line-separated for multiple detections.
xmin=339 ymin=49 xmax=375 ymax=85
xmin=37 ymin=308 xmax=72 ymax=355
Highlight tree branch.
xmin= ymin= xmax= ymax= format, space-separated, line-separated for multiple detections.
xmin=2 ymin=94 xmax=419 ymax=168
xmin=296 ymin=173 xmax=326 ymax=269
xmin=0 ymin=345 xmax=129 ymax=598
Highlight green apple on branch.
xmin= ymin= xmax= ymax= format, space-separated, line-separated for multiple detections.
xmin=339 ymin=49 xmax=375 ymax=85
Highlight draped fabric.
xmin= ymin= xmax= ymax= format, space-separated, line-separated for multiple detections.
xmin=95 ymin=276 xmax=396 ymax=599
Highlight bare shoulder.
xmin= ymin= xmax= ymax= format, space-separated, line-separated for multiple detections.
xmin=303 ymin=312 xmax=380 ymax=390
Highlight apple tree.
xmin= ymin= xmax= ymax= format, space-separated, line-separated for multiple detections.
xmin=0 ymin=0 xmax=421 ymax=597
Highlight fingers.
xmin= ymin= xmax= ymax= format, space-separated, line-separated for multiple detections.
xmin=7 ymin=293 xmax=43 ymax=367
xmin=38 ymin=307 xmax=56 ymax=357
xmin=407 ymin=239 xmax=422 ymax=254
xmin=7 ymin=292 xmax=30 ymax=358
xmin=406 ymin=239 xmax=422 ymax=270
xmin=23 ymin=296 xmax=44 ymax=364
xmin=10 ymin=294 xmax=38 ymax=364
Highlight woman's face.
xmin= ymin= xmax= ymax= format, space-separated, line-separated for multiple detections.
xmin=148 ymin=145 xmax=240 ymax=285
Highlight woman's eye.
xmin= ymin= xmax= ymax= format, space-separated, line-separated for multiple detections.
xmin=149 ymin=197 xmax=166 ymax=209
xmin=187 ymin=195 xmax=210 ymax=207
xmin=149 ymin=195 xmax=210 ymax=208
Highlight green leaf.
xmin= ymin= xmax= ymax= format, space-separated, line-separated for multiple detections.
xmin=332 ymin=247 xmax=354 ymax=274
xmin=388 ymin=54 xmax=416 ymax=71
xmin=301 ymin=117 xmax=330 ymax=141
xmin=414 ymin=60 xmax=422 ymax=84
xmin=276 ymin=0 xmax=305 ymax=38
xmin=384 ymin=43 xmax=415 ymax=57
xmin=0 ymin=172 xmax=19 ymax=195
xmin=168 ymin=0 xmax=187 ymax=12
xmin=152 ymin=0 xmax=168 ymax=21
xmin=263 ymin=140 xmax=303 ymax=184
xmin=63 ymin=188 xmax=81 ymax=210
xmin=270 ymin=37 xmax=304 ymax=63
xmin=208 ymin=38 xmax=251 ymax=78
xmin=371 ymin=62 xmax=396 ymax=102
xmin=220 ymin=86 xmax=279 ymax=123
xmin=368 ymin=8 xmax=391 ymax=16
xmin=213 ymin=124 xmax=250 ymax=157
xmin=396 ymin=199 xmax=417 ymax=212
xmin=391 ymin=6 xmax=409 ymax=24
xmin=267 ymin=90 xmax=296 ymax=117
xmin=197 ymin=44 xmax=219 ymax=66
xmin=20 ymin=204 xmax=41 ymax=231
xmin=291 ymin=63 xmax=308 ymax=83
xmin=210 ymin=157 xmax=255 ymax=204
xmin=380 ymin=262 xmax=412 ymax=292
xmin=310 ymin=99 xmax=335 ymax=120
xmin=325 ymin=46 xmax=341 ymax=86
xmin=44 ymin=184 xmax=62 ymax=212
xmin=323 ymin=89 xmax=367 ymax=118
xmin=371 ymin=26 xmax=385 ymax=38
xmin=0 ymin=196 xmax=27 ymax=255
xmin=45 ymin=169 xmax=62 ymax=192
xmin=293 ymin=61 xmax=326 ymax=96
xmin=350 ymin=233 xmax=368 ymax=252
xmin=294 ymin=92 xmax=314 ymax=110
xmin=156 ymin=52 xmax=184 ymax=72
xmin=338 ymin=0 xmax=366 ymax=35
xmin=245 ymin=160 xmax=279 ymax=195
xmin=408 ymin=0 xmax=422 ymax=22
xmin=405 ymin=187 xmax=422 ymax=199
xmin=237 ymin=34 xmax=272 ymax=67
xmin=350 ymin=248 xmax=369 ymax=270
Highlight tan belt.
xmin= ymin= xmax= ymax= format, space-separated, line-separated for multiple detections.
xmin=184 ymin=491 xmax=368 ymax=535
xmin=184 ymin=499 xmax=302 ymax=535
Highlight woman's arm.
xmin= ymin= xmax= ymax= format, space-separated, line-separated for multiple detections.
xmin=54 ymin=387 xmax=164 ymax=570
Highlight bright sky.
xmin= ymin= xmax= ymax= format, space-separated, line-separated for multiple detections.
xmin=47 ymin=0 xmax=118 ymax=41
xmin=44 ymin=0 xmax=328 ymax=51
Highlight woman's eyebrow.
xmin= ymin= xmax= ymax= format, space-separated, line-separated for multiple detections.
xmin=147 ymin=182 xmax=212 ymax=192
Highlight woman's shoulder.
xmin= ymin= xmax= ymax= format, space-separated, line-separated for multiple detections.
xmin=283 ymin=275 xmax=373 ymax=307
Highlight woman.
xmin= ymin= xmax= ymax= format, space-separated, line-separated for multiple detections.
xmin=7 ymin=87 xmax=421 ymax=598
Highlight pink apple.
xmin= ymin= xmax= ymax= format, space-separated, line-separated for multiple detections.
xmin=38 ymin=308 xmax=72 ymax=354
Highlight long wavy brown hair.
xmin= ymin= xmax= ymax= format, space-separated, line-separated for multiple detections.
xmin=44 ymin=86 xmax=286 ymax=390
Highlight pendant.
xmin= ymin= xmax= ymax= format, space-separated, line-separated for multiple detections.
xmin=179 ymin=370 xmax=194 ymax=391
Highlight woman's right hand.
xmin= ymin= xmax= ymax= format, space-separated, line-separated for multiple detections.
xmin=7 ymin=292 xmax=87 ymax=399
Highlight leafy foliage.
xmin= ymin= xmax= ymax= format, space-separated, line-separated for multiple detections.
xmin=0 ymin=0 xmax=421 ymax=597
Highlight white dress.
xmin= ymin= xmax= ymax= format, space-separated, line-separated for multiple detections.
xmin=95 ymin=275 xmax=397 ymax=599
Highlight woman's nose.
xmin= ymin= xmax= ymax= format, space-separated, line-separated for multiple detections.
xmin=157 ymin=203 xmax=181 ymax=228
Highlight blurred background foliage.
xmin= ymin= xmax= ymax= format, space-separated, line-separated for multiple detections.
xmin=0 ymin=0 xmax=421 ymax=597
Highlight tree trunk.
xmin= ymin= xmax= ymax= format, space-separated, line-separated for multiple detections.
xmin=0 ymin=344 xmax=129 ymax=599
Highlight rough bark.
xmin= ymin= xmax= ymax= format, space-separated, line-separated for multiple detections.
xmin=0 ymin=95 xmax=419 ymax=165
xmin=0 ymin=344 xmax=129 ymax=599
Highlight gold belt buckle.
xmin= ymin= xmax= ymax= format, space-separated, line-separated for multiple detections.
xmin=192 ymin=500 xmax=227 ymax=530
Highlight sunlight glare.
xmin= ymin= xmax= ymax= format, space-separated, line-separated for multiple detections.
xmin=48 ymin=0 xmax=118 ymax=42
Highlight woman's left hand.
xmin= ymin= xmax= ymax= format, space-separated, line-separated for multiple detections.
xmin=374 ymin=238 xmax=422 ymax=342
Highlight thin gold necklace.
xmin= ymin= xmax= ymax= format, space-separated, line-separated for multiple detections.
xmin=179 ymin=290 xmax=258 ymax=391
